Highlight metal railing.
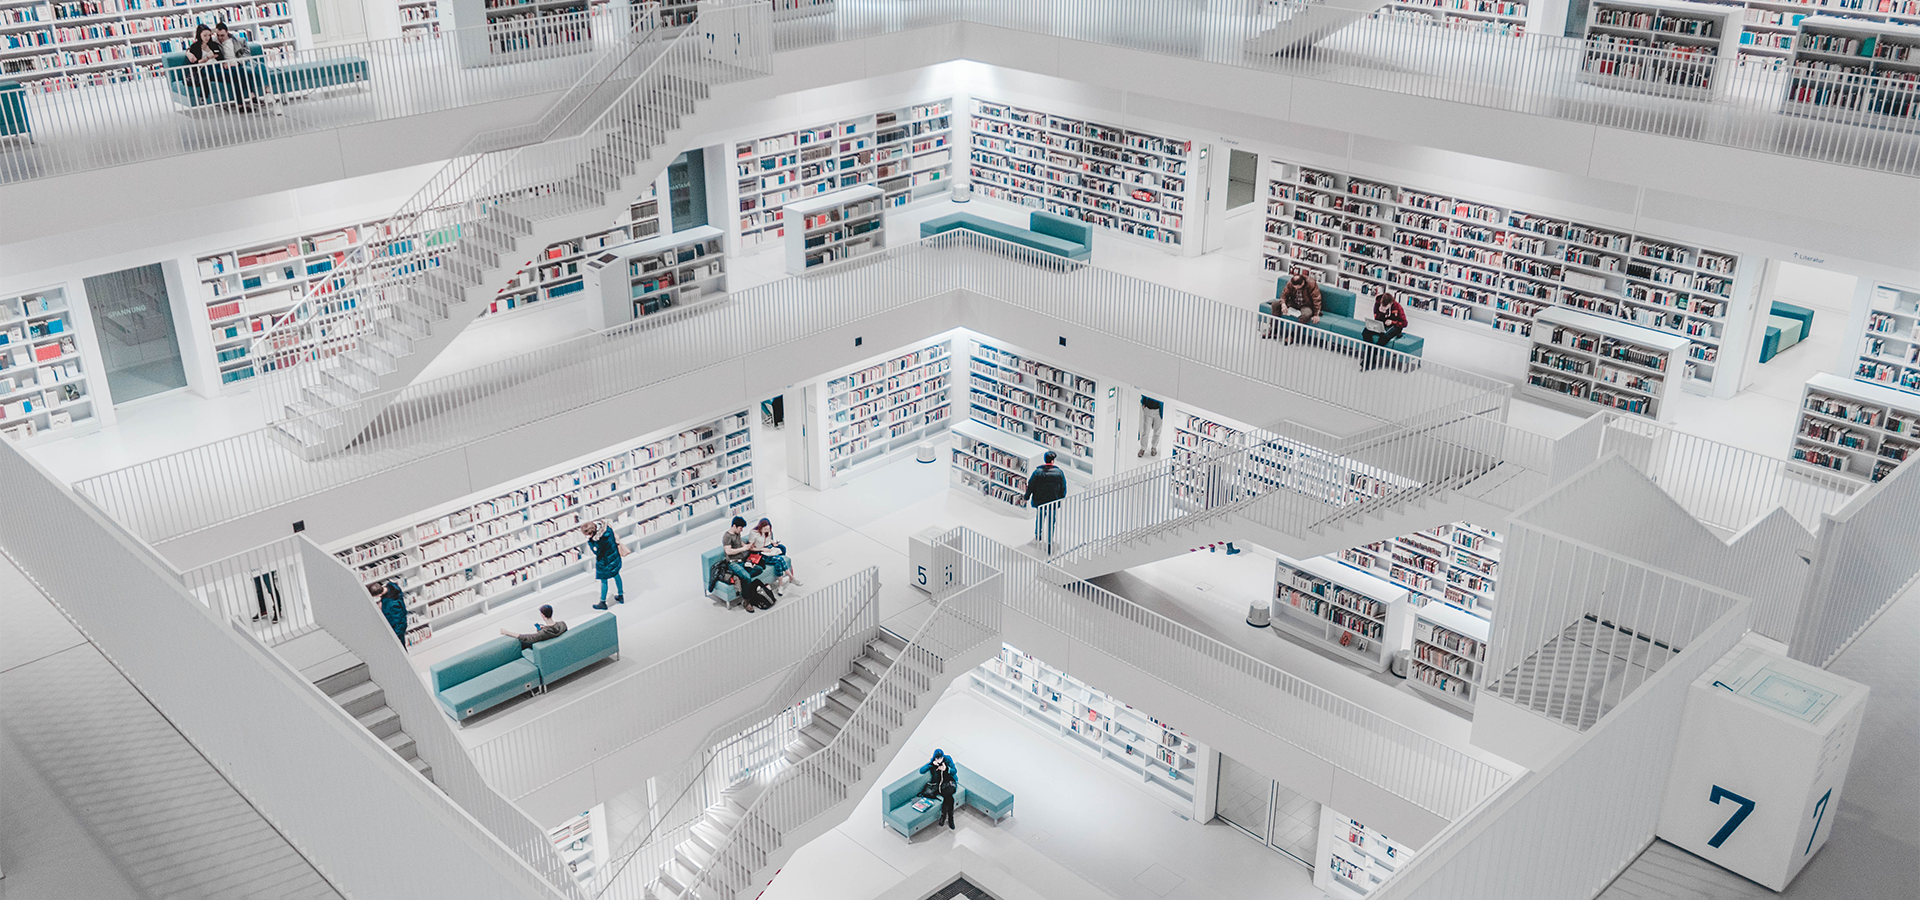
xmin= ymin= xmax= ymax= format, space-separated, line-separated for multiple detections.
xmin=297 ymin=538 xmax=586 ymax=900
xmin=1789 ymin=456 xmax=1920 ymax=667
xmin=467 ymin=565 xmax=882 ymax=802
xmin=74 ymin=231 xmax=1510 ymax=549
xmin=177 ymin=534 xmax=316 ymax=646
xmin=0 ymin=7 xmax=655 ymax=183
xmin=1597 ymin=414 xmax=1858 ymax=534
xmin=943 ymin=527 xmax=1513 ymax=821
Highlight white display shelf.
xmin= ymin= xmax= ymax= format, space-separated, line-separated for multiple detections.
xmin=1731 ymin=0 xmax=1920 ymax=62
xmin=0 ymin=1 xmax=298 ymax=93
xmin=1856 ymin=281 xmax=1920 ymax=394
xmin=734 ymin=98 xmax=953 ymax=252
xmin=970 ymin=643 xmax=1209 ymax=815
xmin=484 ymin=183 xmax=661 ymax=320
xmin=1408 ymin=599 xmax=1490 ymax=710
xmin=1170 ymin=408 xmax=1419 ymax=509
xmin=1258 ymin=160 xmax=1741 ymax=390
xmin=964 ymin=340 xmax=1098 ymax=475
xmin=1523 ymin=306 xmax=1690 ymax=420
xmin=331 ymin=410 xmax=754 ymax=646
xmin=1789 ymin=371 xmax=1920 ymax=485
xmin=0 ymin=286 xmax=97 ymax=445
xmin=1270 ymin=554 xmax=1409 ymax=673
xmin=784 ymin=184 xmax=885 ymax=273
xmin=584 ymin=224 xmax=724 ymax=324
xmin=1580 ymin=1 xmax=1742 ymax=100
xmin=547 ymin=804 xmax=604 ymax=887
xmin=968 ymin=99 xmax=1193 ymax=248
xmin=1375 ymin=0 xmax=1528 ymax=37
xmin=1780 ymin=16 xmax=1920 ymax=127
xmin=446 ymin=0 xmax=593 ymax=66
xmin=950 ymin=417 xmax=1053 ymax=508
xmin=397 ymin=0 xmax=443 ymax=36
xmin=1315 ymin=807 xmax=1418 ymax=898
xmin=196 ymin=221 xmax=385 ymax=387
xmin=1341 ymin=521 xmax=1503 ymax=616
xmin=824 ymin=338 xmax=953 ymax=479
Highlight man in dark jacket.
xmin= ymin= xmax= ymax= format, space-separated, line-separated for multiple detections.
xmin=919 ymin=749 xmax=960 ymax=829
xmin=1021 ymin=451 xmax=1069 ymax=552
xmin=1278 ymin=267 xmax=1323 ymax=344
xmin=502 ymin=604 xmax=567 ymax=649
xmin=369 ymin=581 xmax=407 ymax=645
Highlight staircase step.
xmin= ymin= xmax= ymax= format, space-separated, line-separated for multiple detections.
xmin=409 ymin=754 xmax=434 ymax=783
xmin=852 ymin=655 xmax=890 ymax=682
xmin=356 ymin=704 xmax=402 ymax=740
xmin=872 ymin=629 xmax=909 ymax=654
xmin=838 ymin=670 xmax=876 ymax=700
xmin=672 ymin=836 xmax=716 ymax=873
xmin=332 ymin=679 xmax=386 ymax=718
xmin=799 ymin=721 xmax=839 ymax=748
xmin=811 ymin=701 xmax=851 ymax=732
xmin=382 ymin=728 xmax=417 ymax=761
xmin=312 ymin=660 xmax=369 ymax=696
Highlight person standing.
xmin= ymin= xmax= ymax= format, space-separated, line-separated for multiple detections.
xmin=583 ymin=520 xmax=627 ymax=610
xmin=1021 ymin=450 xmax=1068 ymax=552
xmin=1137 ymin=396 xmax=1163 ymax=458
xmin=1278 ymin=267 xmax=1323 ymax=344
xmin=1360 ymin=291 xmax=1408 ymax=371
xmin=920 ymin=749 xmax=960 ymax=830
xmin=369 ymin=581 xmax=407 ymax=645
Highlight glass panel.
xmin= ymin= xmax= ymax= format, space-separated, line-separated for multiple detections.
xmin=669 ymin=149 xmax=708 ymax=232
xmin=1226 ymin=149 xmax=1257 ymax=210
xmin=1270 ymin=781 xmax=1321 ymax=866
xmin=82 ymin=263 xmax=188 ymax=404
xmin=1214 ymin=754 xmax=1272 ymax=840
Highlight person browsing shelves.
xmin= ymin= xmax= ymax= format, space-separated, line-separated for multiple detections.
xmin=1360 ymin=290 xmax=1408 ymax=371
xmin=1021 ymin=451 xmax=1068 ymax=553
xmin=368 ymin=581 xmax=407 ymax=645
xmin=1277 ymin=267 xmax=1323 ymax=344
xmin=501 ymin=605 xmax=566 ymax=649
xmin=582 ymin=520 xmax=627 ymax=610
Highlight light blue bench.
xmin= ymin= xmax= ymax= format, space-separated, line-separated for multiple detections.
xmin=702 ymin=546 xmax=777 ymax=608
xmin=0 ymin=81 xmax=27 ymax=142
xmin=1261 ymin=282 xmax=1426 ymax=358
xmin=431 ymin=613 xmax=620 ymax=721
xmin=162 ymin=37 xmax=369 ymax=108
xmin=880 ymin=761 xmax=1014 ymax=838
xmin=920 ymin=210 xmax=1092 ymax=261
xmin=1760 ymin=301 xmax=1814 ymax=364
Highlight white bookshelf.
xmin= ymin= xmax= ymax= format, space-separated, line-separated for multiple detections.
xmin=1524 ymin=306 xmax=1690 ymax=420
xmin=1315 ymin=807 xmax=1418 ymax=898
xmin=196 ymin=223 xmax=382 ymax=387
xmin=0 ymin=286 xmax=96 ymax=444
xmin=1341 ymin=521 xmax=1504 ymax=617
xmin=1376 ymin=0 xmax=1528 ymax=36
xmin=445 ymin=0 xmax=593 ymax=66
xmin=950 ymin=418 xmax=1052 ymax=508
xmin=784 ymin=184 xmax=885 ymax=273
xmin=1408 ymin=600 xmax=1490 ymax=710
xmin=1857 ymin=281 xmax=1920 ymax=394
xmin=0 ymin=0 xmax=298 ymax=93
xmin=548 ymin=805 xmax=604 ymax=887
xmin=734 ymin=99 xmax=953 ymax=252
xmin=1780 ymin=16 xmax=1920 ymax=126
xmin=968 ymin=98 xmax=1193 ymax=249
xmin=1789 ymin=371 xmax=1920 ymax=485
xmin=397 ymin=0 xmax=442 ymax=36
xmin=965 ymin=340 xmax=1099 ymax=476
xmin=824 ymin=339 xmax=953 ymax=479
xmin=1580 ymin=1 xmax=1742 ymax=100
xmin=331 ymin=410 xmax=754 ymax=646
xmin=970 ymin=643 xmax=1211 ymax=815
xmin=768 ymin=0 xmax=834 ymax=20
xmin=1257 ymin=159 xmax=1742 ymax=390
xmin=1270 ymin=554 xmax=1409 ymax=673
xmin=584 ymin=224 xmax=724 ymax=326
xmin=482 ymin=183 xmax=661 ymax=320
xmin=1170 ymin=408 xmax=1418 ymax=509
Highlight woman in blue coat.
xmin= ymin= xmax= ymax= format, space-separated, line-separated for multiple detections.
xmin=368 ymin=581 xmax=407 ymax=644
xmin=584 ymin=520 xmax=628 ymax=610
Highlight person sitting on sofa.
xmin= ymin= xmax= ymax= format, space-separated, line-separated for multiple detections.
xmin=919 ymin=749 xmax=960 ymax=830
xmin=1277 ymin=267 xmax=1323 ymax=344
xmin=1360 ymin=290 xmax=1408 ymax=371
xmin=501 ymin=604 xmax=566 ymax=649
xmin=182 ymin=25 xmax=220 ymax=106
xmin=212 ymin=22 xmax=260 ymax=112
xmin=751 ymin=518 xmax=801 ymax=593
xmin=720 ymin=516 xmax=766 ymax=604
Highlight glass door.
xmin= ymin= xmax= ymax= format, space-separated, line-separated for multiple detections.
xmin=1214 ymin=754 xmax=1319 ymax=867
xmin=82 ymin=264 xmax=188 ymax=404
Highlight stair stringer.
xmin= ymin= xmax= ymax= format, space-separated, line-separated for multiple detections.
xmin=269 ymin=68 xmax=763 ymax=459
xmin=1244 ymin=0 xmax=1393 ymax=56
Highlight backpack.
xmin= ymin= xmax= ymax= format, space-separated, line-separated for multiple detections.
xmin=745 ymin=579 xmax=778 ymax=611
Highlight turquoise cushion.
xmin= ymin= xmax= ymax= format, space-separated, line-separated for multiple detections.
xmin=0 ymin=82 xmax=25 ymax=137
xmin=1028 ymin=210 xmax=1091 ymax=249
xmin=431 ymin=636 xmax=526 ymax=694
xmin=266 ymin=57 xmax=368 ymax=93
xmin=1389 ymin=333 xmax=1425 ymax=357
xmin=438 ymin=658 xmax=539 ymax=720
xmin=1768 ymin=315 xmax=1803 ymax=352
xmin=920 ymin=213 xmax=1085 ymax=260
xmin=1315 ymin=316 xmax=1367 ymax=340
xmin=1319 ymin=286 xmax=1358 ymax=319
xmin=1761 ymin=325 xmax=1783 ymax=364
xmin=953 ymin=763 xmax=1013 ymax=818
xmin=523 ymin=612 xmax=618 ymax=685
xmin=702 ymin=546 xmax=774 ymax=601
xmin=1769 ymin=301 xmax=1813 ymax=342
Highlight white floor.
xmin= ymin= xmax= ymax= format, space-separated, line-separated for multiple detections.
xmin=760 ymin=688 xmax=1325 ymax=900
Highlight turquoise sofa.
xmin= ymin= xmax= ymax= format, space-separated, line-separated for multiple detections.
xmin=702 ymin=546 xmax=777 ymax=608
xmin=432 ymin=613 xmax=621 ymax=721
xmin=520 ymin=612 xmax=619 ymax=686
xmin=920 ymin=210 xmax=1092 ymax=261
xmin=0 ymin=81 xmax=27 ymax=141
xmin=432 ymin=636 xmax=541 ymax=722
xmin=1760 ymin=301 xmax=1815 ymax=364
xmin=163 ymin=38 xmax=369 ymax=108
xmin=880 ymin=761 xmax=1014 ymax=838
xmin=1261 ymin=282 xmax=1426 ymax=358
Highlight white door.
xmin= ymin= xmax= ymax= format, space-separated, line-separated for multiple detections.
xmin=306 ymin=0 xmax=370 ymax=46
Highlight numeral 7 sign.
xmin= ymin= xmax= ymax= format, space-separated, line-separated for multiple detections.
xmin=1707 ymin=785 xmax=1756 ymax=849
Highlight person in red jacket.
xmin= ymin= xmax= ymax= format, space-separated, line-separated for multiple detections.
xmin=1361 ymin=291 xmax=1408 ymax=371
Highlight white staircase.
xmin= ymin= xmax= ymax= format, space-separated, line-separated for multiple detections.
xmin=308 ymin=645 xmax=437 ymax=785
xmin=260 ymin=15 xmax=769 ymax=459
xmin=1245 ymin=0 xmax=1393 ymax=56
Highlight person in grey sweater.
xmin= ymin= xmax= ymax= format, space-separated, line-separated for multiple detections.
xmin=1021 ymin=451 xmax=1069 ymax=552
